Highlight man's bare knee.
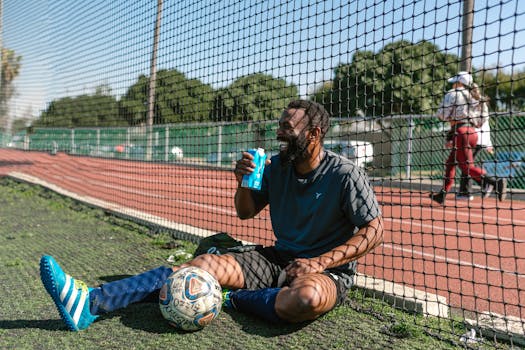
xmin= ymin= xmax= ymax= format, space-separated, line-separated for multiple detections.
xmin=275 ymin=285 xmax=323 ymax=322
xmin=275 ymin=274 xmax=338 ymax=322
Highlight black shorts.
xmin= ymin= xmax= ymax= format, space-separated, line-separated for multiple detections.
xmin=226 ymin=246 xmax=356 ymax=307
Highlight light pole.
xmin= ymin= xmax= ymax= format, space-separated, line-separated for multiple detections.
xmin=461 ymin=0 xmax=474 ymax=72
xmin=0 ymin=0 xmax=4 ymax=135
xmin=146 ymin=0 xmax=163 ymax=161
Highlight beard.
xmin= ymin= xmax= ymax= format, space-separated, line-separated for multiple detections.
xmin=279 ymin=132 xmax=310 ymax=166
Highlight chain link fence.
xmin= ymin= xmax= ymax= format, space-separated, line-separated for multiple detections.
xmin=7 ymin=112 xmax=525 ymax=189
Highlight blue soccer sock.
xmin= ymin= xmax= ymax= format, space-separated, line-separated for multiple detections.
xmin=89 ymin=266 xmax=173 ymax=315
xmin=230 ymin=288 xmax=282 ymax=323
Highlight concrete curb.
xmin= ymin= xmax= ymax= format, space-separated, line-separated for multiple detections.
xmin=355 ymin=274 xmax=448 ymax=317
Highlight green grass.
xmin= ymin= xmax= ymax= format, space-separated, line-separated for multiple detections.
xmin=0 ymin=177 xmax=514 ymax=349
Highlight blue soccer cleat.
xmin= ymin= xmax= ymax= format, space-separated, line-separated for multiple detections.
xmin=40 ymin=255 xmax=98 ymax=331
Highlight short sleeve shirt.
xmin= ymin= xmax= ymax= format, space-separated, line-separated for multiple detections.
xmin=436 ymin=87 xmax=478 ymax=123
xmin=250 ymin=150 xmax=381 ymax=258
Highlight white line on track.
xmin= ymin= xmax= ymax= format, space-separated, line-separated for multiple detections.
xmin=380 ymin=200 xmax=525 ymax=226
xmin=386 ymin=217 xmax=525 ymax=243
xmin=381 ymin=242 xmax=524 ymax=278
xmin=56 ymin=173 xmax=238 ymax=215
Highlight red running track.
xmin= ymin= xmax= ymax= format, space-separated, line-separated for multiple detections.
xmin=1 ymin=149 xmax=524 ymax=319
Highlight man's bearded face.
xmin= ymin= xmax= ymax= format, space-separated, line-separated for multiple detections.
xmin=278 ymin=127 xmax=310 ymax=166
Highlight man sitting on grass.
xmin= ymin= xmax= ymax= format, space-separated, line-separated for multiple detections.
xmin=40 ymin=99 xmax=383 ymax=331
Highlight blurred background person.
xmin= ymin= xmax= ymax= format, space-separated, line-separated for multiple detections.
xmin=457 ymin=83 xmax=494 ymax=200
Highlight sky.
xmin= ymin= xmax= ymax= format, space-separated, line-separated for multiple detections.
xmin=3 ymin=0 xmax=524 ymax=121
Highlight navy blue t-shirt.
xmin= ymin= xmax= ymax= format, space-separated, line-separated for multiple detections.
xmin=250 ymin=150 xmax=381 ymax=258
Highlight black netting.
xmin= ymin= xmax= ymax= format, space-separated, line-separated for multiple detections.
xmin=1 ymin=0 xmax=524 ymax=345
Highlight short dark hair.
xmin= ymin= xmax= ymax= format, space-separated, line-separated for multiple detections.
xmin=287 ymin=100 xmax=331 ymax=139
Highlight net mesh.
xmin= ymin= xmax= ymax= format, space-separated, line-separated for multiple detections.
xmin=1 ymin=0 xmax=524 ymax=344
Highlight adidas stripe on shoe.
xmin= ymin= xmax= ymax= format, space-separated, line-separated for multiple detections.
xmin=40 ymin=255 xmax=98 ymax=331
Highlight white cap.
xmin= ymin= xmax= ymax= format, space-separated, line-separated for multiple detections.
xmin=448 ymin=71 xmax=473 ymax=87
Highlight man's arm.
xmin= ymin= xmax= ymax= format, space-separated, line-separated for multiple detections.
xmin=316 ymin=215 xmax=383 ymax=269
xmin=234 ymin=187 xmax=259 ymax=219
xmin=233 ymin=151 xmax=269 ymax=219
xmin=285 ymin=216 xmax=384 ymax=278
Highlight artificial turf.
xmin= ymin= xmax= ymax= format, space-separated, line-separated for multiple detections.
xmin=0 ymin=177 xmax=509 ymax=349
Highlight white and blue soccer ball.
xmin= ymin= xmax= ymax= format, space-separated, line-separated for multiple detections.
xmin=159 ymin=266 xmax=222 ymax=331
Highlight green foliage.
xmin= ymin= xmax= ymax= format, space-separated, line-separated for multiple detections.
xmin=119 ymin=69 xmax=215 ymax=125
xmin=0 ymin=48 xmax=22 ymax=130
xmin=212 ymin=73 xmax=299 ymax=121
xmin=35 ymin=87 xmax=122 ymax=127
xmin=11 ymin=118 xmax=32 ymax=133
xmin=477 ymin=68 xmax=525 ymax=111
xmin=33 ymin=41 xmax=525 ymax=129
xmin=37 ymin=71 xmax=297 ymax=127
xmin=1 ymin=48 xmax=22 ymax=102
xmin=314 ymin=40 xmax=460 ymax=117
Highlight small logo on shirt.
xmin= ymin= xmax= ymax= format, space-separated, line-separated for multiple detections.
xmin=315 ymin=192 xmax=323 ymax=199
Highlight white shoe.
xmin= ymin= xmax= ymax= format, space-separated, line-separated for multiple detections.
xmin=483 ymin=184 xmax=494 ymax=198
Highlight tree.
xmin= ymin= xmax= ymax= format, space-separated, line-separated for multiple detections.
xmin=119 ymin=69 xmax=215 ymax=125
xmin=35 ymin=87 xmax=121 ymax=127
xmin=11 ymin=117 xmax=31 ymax=133
xmin=310 ymin=81 xmax=334 ymax=110
xmin=212 ymin=73 xmax=298 ymax=121
xmin=10 ymin=105 xmax=33 ymax=133
xmin=314 ymin=40 xmax=460 ymax=117
xmin=478 ymin=68 xmax=525 ymax=112
xmin=0 ymin=48 xmax=22 ymax=132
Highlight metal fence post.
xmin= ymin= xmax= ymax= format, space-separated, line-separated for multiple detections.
xmin=217 ymin=124 xmax=222 ymax=166
xmin=406 ymin=115 xmax=414 ymax=179
xmin=165 ymin=126 xmax=169 ymax=162
xmin=96 ymin=128 xmax=100 ymax=155
xmin=126 ymin=128 xmax=130 ymax=159
xmin=71 ymin=129 xmax=75 ymax=154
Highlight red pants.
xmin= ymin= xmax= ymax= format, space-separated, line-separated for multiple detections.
xmin=443 ymin=125 xmax=486 ymax=192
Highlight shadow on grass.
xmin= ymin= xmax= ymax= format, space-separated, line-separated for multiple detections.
xmin=112 ymin=302 xmax=176 ymax=334
xmin=226 ymin=309 xmax=313 ymax=337
xmin=98 ymin=274 xmax=310 ymax=335
xmin=0 ymin=309 xmax=311 ymax=336
xmin=0 ymin=306 xmax=169 ymax=333
xmin=115 ymin=303 xmax=311 ymax=336
xmin=0 ymin=319 xmax=67 ymax=331
xmin=99 ymin=274 xmax=133 ymax=282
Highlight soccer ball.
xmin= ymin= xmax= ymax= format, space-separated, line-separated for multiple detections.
xmin=159 ymin=266 xmax=222 ymax=331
